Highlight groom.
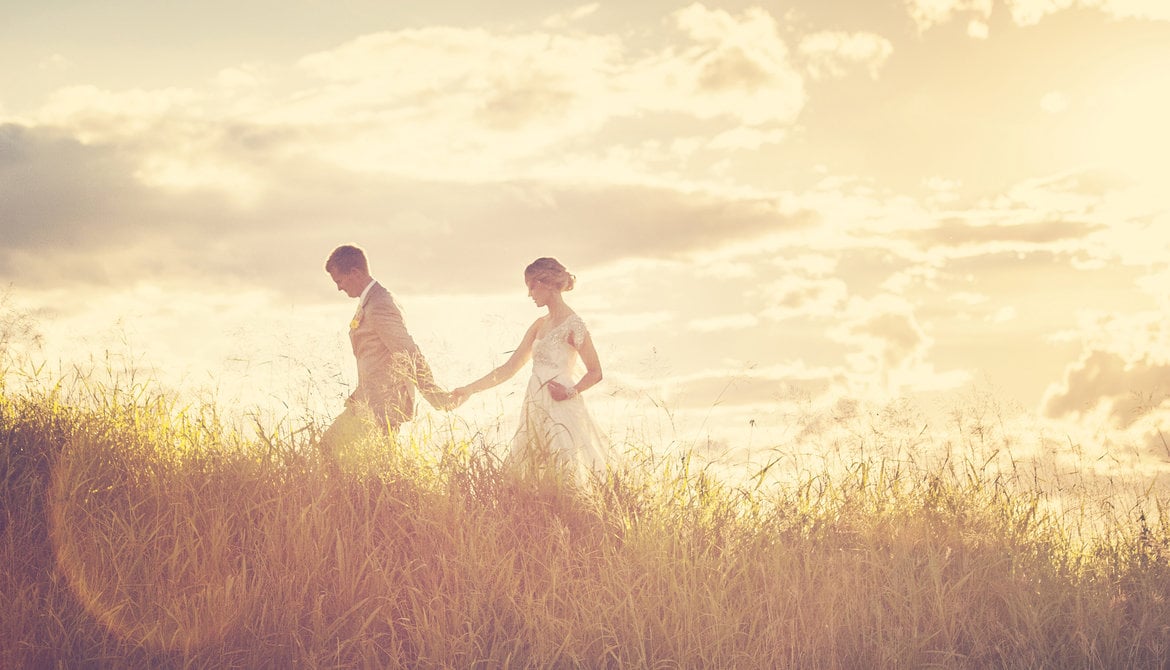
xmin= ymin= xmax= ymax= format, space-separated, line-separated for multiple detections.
xmin=321 ymin=244 xmax=452 ymax=453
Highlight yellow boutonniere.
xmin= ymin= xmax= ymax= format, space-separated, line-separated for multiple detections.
xmin=350 ymin=307 xmax=363 ymax=330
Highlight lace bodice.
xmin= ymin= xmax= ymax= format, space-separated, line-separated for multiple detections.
xmin=531 ymin=313 xmax=587 ymax=380
xmin=508 ymin=311 xmax=609 ymax=480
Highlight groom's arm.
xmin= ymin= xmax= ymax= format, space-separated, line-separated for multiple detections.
xmin=367 ymin=296 xmax=449 ymax=407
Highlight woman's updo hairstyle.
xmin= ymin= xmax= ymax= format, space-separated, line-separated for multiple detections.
xmin=525 ymin=257 xmax=575 ymax=292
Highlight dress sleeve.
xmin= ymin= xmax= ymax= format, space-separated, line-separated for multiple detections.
xmin=569 ymin=315 xmax=589 ymax=349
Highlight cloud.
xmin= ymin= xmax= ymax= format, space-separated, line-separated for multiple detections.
xmin=938 ymin=249 xmax=1152 ymax=353
xmin=1026 ymin=169 xmax=1132 ymax=199
xmin=479 ymin=77 xmax=577 ymax=132
xmin=309 ymin=178 xmax=804 ymax=293
xmin=651 ymin=362 xmax=841 ymax=411
xmin=633 ymin=3 xmax=806 ymax=126
xmin=948 ymin=291 xmax=989 ymax=306
xmin=914 ymin=218 xmax=1103 ymax=249
xmin=820 ymin=292 xmax=970 ymax=395
xmin=761 ymin=275 xmax=849 ymax=321
xmin=707 ymin=127 xmax=787 ymax=151
xmin=666 ymin=373 xmax=831 ymax=411
xmin=211 ymin=64 xmax=269 ymax=90
xmin=1012 ymin=0 xmax=1170 ymax=25
xmin=592 ymin=310 xmax=676 ymax=336
xmin=1041 ymin=91 xmax=1071 ymax=114
xmin=1137 ymin=268 xmax=1170 ymax=307
xmin=905 ymin=0 xmax=993 ymax=32
xmin=0 ymin=123 xmax=807 ymax=296
xmin=687 ymin=313 xmax=760 ymax=332
xmin=542 ymin=3 xmax=600 ymax=29
xmin=888 ymin=168 xmax=1155 ymax=273
xmin=35 ymin=85 xmax=201 ymax=143
xmin=1101 ymin=0 xmax=1170 ymax=21
xmin=0 ymin=123 xmax=318 ymax=289
xmin=832 ymin=295 xmax=928 ymax=371
xmin=995 ymin=170 xmax=1170 ymax=268
xmin=1043 ymin=349 xmax=1170 ymax=428
xmin=911 ymin=0 xmax=1170 ymax=32
xmin=7 ymin=4 xmax=809 ymax=203
xmin=671 ymin=2 xmax=797 ymax=94
xmin=1002 ymin=0 xmax=1078 ymax=25
xmin=1039 ymin=305 xmax=1170 ymax=454
xmin=798 ymin=31 xmax=894 ymax=79
xmin=987 ymin=306 xmax=1018 ymax=323
xmin=0 ymin=124 xmax=166 ymax=251
xmin=37 ymin=54 xmax=75 ymax=72
xmin=292 ymin=3 xmax=804 ymax=149
xmin=0 ymin=1 xmax=826 ymax=296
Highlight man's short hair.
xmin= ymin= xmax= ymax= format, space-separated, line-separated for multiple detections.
xmin=325 ymin=245 xmax=369 ymax=274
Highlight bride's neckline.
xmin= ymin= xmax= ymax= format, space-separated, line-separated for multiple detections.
xmin=537 ymin=312 xmax=577 ymax=339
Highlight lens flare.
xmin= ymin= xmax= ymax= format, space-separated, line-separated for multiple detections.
xmin=48 ymin=436 xmax=248 ymax=652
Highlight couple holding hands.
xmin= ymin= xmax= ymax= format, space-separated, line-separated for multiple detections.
xmin=321 ymin=244 xmax=608 ymax=479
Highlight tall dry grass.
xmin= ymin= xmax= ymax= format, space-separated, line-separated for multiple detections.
xmin=3 ymin=373 xmax=1170 ymax=668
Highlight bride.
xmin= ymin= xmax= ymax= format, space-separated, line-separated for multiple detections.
xmin=452 ymin=258 xmax=608 ymax=480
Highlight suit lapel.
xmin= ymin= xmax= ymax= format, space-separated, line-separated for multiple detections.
xmin=351 ymin=282 xmax=381 ymax=333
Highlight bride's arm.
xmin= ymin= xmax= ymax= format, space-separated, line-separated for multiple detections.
xmin=453 ymin=319 xmax=540 ymax=399
xmin=548 ymin=327 xmax=602 ymax=401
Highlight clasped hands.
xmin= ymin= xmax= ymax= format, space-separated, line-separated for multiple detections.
xmin=435 ymin=381 xmax=576 ymax=411
xmin=433 ymin=388 xmax=468 ymax=411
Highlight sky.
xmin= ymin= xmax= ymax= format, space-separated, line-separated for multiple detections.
xmin=2 ymin=0 xmax=1170 ymax=478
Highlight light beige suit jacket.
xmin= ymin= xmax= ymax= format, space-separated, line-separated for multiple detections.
xmin=348 ymin=282 xmax=443 ymax=429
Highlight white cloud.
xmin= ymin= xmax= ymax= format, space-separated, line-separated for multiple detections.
xmin=949 ymin=291 xmax=990 ymax=305
xmin=1040 ymin=91 xmax=1070 ymax=114
xmin=38 ymin=54 xmax=74 ymax=71
xmin=134 ymin=155 xmax=264 ymax=203
xmin=988 ymin=306 xmax=1018 ymax=323
xmin=707 ymin=126 xmax=787 ymax=151
xmin=923 ymin=175 xmax=962 ymax=205
xmin=662 ymin=3 xmax=806 ymax=125
xmin=1041 ymin=311 xmax=1170 ymax=451
xmin=1011 ymin=0 xmax=1170 ymax=24
xmin=294 ymin=3 xmax=804 ymax=138
xmin=825 ymin=293 xmax=971 ymax=394
xmin=542 ymin=2 xmax=601 ymax=29
xmin=996 ymin=170 xmax=1170 ymax=268
xmin=1137 ymin=269 xmax=1170 ymax=310
xmin=0 ymin=121 xmax=805 ymax=295
xmin=919 ymin=0 xmax=1170 ymax=30
xmin=591 ymin=311 xmax=676 ymax=336
xmin=774 ymin=253 xmax=840 ymax=277
xmin=643 ymin=360 xmax=842 ymax=411
xmin=211 ymin=65 xmax=268 ymax=90
xmin=1004 ymin=0 xmax=1078 ymax=25
xmin=1103 ymin=0 xmax=1170 ymax=21
xmin=905 ymin=0 xmax=993 ymax=32
xmin=761 ymin=275 xmax=849 ymax=322
xmin=831 ymin=294 xmax=927 ymax=369
xmin=6 ymin=0 xmax=1170 ymax=473
xmin=36 ymin=85 xmax=201 ymax=142
xmin=687 ymin=313 xmax=760 ymax=332
xmin=1043 ymin=348 xmax=1170 ymax=429
xmin=798 ymin=31 xmax=894 ymax=79
xmin=12 ymin=4 xmax=806 ymax=191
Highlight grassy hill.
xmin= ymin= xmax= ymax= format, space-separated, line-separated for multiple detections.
xmin=4 ymin=379 xmax=1170 ymax=668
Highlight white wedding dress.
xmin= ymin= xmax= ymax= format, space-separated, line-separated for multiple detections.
xmin=507 ymin=313 xmax=608 ymax=480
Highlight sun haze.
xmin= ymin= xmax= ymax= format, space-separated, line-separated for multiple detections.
xmin=1 ymin=0 xmax=1169 ymax=470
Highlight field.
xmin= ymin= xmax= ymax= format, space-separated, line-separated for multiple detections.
xmin=4 ymin=373 xmax=1170 ymax=669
